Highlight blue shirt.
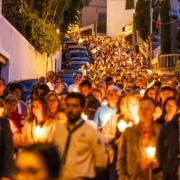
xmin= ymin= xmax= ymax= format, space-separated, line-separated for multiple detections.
xmin=93 ymin=105 xmax=117 ymax=127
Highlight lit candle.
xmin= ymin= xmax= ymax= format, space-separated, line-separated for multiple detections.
xmin=145 ymin=147 xmax=156 ymax=159
xmin=140 ymin=89 xmax=145 ymax=96
xmin=81 ymin=113 xmax=88 ymax=120
xmin=73 ymin=88 xmax=78 ymax=92
xmin=135 ymin=116 xmax=139 ymax=124
xmin=117 ymin=120 xmax=127 ymax=132
xmin=35 ymin=125 xmax=43 ymax=138
xmin=101 ymin=100 xmax=108 ymax=106
xmin=127 ymin=122 xmax=132 ymax=127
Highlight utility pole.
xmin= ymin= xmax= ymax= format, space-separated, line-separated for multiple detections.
xmin=149 ymin=0 xmax=153 ymax=61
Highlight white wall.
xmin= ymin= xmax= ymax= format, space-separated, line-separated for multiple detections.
xmin=107 ymin=0 xmax=134 ymax=37
xmin=0 ymin=14 xmax=61 ymax=83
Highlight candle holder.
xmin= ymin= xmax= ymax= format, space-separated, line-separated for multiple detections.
xmin=145 ymin=147 xmax=156 ymax=180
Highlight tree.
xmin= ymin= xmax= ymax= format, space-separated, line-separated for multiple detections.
xmin=2 ymin=0 xmax=91 ymax=54
xmin=174 ymin=60 xmax=180 ymax=80
xmin=60 ymin=0 xmax=91 ymax=33
xmin=159 ymin=0 xmax=171 ymax=54
xmin=135 ymin=0 xmax=149 ymax=42
xmin=135 ymin=0 xmax=163 ymax=43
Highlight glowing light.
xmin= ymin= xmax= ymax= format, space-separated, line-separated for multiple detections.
xmin=101 ymin=100 xmax=108 ymax=106
xmin=140 ymin=89 xmax=145 ymax=96
xmin=56 ymin=29 xmax=60 ymax=34
xmin=35 ymin=125 xmax=43 ymax=138
xmin=135 ymin=116 xmax=139 ymax=124
xmin=117 ymin=120 xmax=127 ymax=132
xmin=145 ymin=147 xmax=156 ymax=159
xmin=127 ymin=122 xmax=132 ymax=127
xmin=73 ymin=88 xmax=78 ymax=92
xmin=81 ymin=113 xmax=88 ymax=120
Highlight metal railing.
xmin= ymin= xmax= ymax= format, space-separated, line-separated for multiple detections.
xmin=158 ymin=54 xmax=180 ymax=70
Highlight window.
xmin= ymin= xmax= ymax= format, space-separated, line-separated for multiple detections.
xmin=98 ymin=13 xmax=106 ymax=22
xmin=126 ymin=0 xmax=134 ymax=10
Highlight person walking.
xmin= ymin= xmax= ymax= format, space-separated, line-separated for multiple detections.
xmin=116 ymin=97 xmax=162 ymax=180
xmin=53 ymin=92 xmax=107 ymax=180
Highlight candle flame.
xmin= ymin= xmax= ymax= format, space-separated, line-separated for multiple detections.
xmin=101 ymin=100 xmax=108 ymax=106
xmin=135 ymin=116 xmax=139 ymax=124
xmin=35 ymin=125 xmax=43 ymax=138
xmin=117 ymin=120 xmax=127 ymax=132
xmin=145 ymin=147 xmax=156 ymax=159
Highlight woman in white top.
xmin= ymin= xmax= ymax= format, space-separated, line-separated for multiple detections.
xmin=22 ymin=97 xmax=56 ymax=147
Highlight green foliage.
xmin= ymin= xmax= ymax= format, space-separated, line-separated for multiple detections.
xmin=22 ymin=13 xmax=60 ymax=54
xmin=174 ymin=60 xmax=180 ymax=80
xmin=135 ymin=0 xmax=162 ymax=43
xmin=135 ymin=0 xmax=149 ymax=42
xmin=60 ymin=0 xmax=91 ymax=33
xmin=2 ymin=0 xmax=91 ymax=54
xmin=159 ymin=0 xmax=172 ymax=54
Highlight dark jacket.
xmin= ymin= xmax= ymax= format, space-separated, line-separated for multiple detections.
xmin=117 ymin=122 xmax=162 ymax=180
xmin=84 ymin=96 xmax=101 ymax=120
xmin=157 ymin=115 xmax=179 ymax=180
xmin=0 ymin=118 xmax=13 ymax=178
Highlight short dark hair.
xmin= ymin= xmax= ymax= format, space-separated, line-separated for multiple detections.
xmin=79 ymin=79 xmax=92 ymax=89
xmin=22 ymin=143 xmax=60 ymax=179
xmin=55 ymin=77 xmax=63 ymax=84
xmin=105 ymin=76 xmax=113 ymax=83
xmin=154 ymin=81 xmax=161 ymax=88
xmin=66 ymin=92 xmax=86 ymax=108
xmin=92 ymin=88 xmax=102 ymax=97
xmin=9 ymin=83 xmax=22 ymax=93
xmin=139 ymin=97 xmax=156 ymax=106
xmin=37 ymin=84 xmax=50 ymax=97
xmin=0 ymin=77 xmax=5 ymax=85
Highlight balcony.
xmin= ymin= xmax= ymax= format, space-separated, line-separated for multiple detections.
xmin=156 ymin=54 xmax=180 ymax=75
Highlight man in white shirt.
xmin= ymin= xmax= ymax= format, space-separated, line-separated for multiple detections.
xmin=53 ymin=92 xmax=107 ymax=180
xmin=46 ymin=71 xmax=55 ymax=90
xmin=68 ymin=74 xmax=80 ymax=92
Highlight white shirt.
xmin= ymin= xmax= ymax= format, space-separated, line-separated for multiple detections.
xmin=46 ymin=82 xmax=55 ymax=90
xmin=53 ymin=121 xmax=107 ymax=180
xmin=68 ymin=84 xmax=79 ymax=93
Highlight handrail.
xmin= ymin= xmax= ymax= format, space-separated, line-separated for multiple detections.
xmin=158 ymin=54 xmax=180 ymax=70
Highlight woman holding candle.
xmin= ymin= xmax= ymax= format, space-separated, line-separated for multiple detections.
xmin=46 ymin=92 xmax=61 ymax=119
xmin=102 ymin=95 xmax=126 ymax=180
xmin=22 ymin=97 xmax=56 ymax=146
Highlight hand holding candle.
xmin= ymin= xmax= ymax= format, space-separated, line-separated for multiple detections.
xmin=117 ymin=120 xmax=127 ymax=132
xmin=35 ymin=125 xmax=43 ymax=138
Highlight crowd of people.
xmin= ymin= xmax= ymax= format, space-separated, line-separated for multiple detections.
xmin=0 ymin=33 xmax=180 ymax=180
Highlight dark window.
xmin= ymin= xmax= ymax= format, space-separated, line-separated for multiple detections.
xmin=126 ymin=0 xmax=134 ymax=10
xmin=98 ymin=13 xmax=106 ymax=22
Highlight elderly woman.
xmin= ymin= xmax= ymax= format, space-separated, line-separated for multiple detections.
xmin=93 ymin=85 xmax=121 ymax=129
